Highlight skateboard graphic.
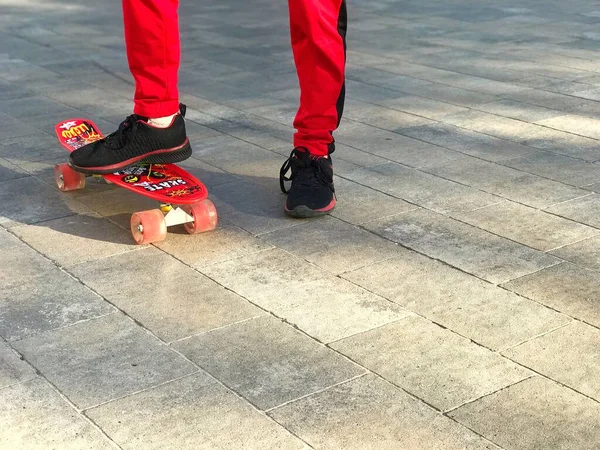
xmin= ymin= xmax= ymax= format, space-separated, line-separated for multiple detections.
xmin=54 ymin=119 xmax=217 ymax=245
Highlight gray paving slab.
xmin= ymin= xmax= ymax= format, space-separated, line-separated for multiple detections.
xmin=504 ymin=322 xmax=600 ymax=401
xmin=502 ymin=151 xmax=600 ymax=187
xmin=0 ymin=263 xmax=115 ymax=342
xmin=0 ymin=177 xmax=92 ymax=228
xmin=365 ymin=209 xmax=561 ymax=284
xmin=449 ymin=377 xmax=600 ymax=450
xmin=155 ymin=220 xmax=273 ymax=269
xmin=87 ymin=373 xmax=307 ymax=450
xmin=0 ymin=378 xmax=115 ymax=450
xmin=12 ymin=214 xmax=141 ymax=266
xmin=453 ymin=201 xmax=599 ymax=251
xmin=209 ymin=180 xmax=296 ymax=235
xmin=0 ymin=157 xmax=28 ymax=183
xmin=0 ymin=341 xmax=36 ymax=389
xmin=550 ymin=235 xmax=600 ymax=272
xmin=173 ymin=315 xmax=365 ymax=410
xmin=331 ymin=177 xmax=418 ymax=225
xmin=0 ymin=133 xmax=71 ymax=166
xmin=473 ymin=99 xmax=566 ymax=122
xmin=546 ymin=194 xmax=600 ymax=228
xmin=332 ymin=316 xmax=530 ymax=411
xmin=69 ymin=248 xmax=263 ymax=343
xmin=345 ymin=162 xmax=500 ymax=214
xmin=426 ymin=157 xmax=588 ymax=209
xmin=503 ymin=262 xmax=600 ymax=328
xmin=270 ymin=375 xmax=500 ymax=450
xmin=260 ymin=216 xmax=405 ymax=275
xmin=398 ymin=122 xmax=537 ymax=162
xmin=202 ymin=248 xmax=410 ymax=343
xmin=439 ymin=110 xmax=600 ymax=162
xmin=342 ymin=248 xmax=569 ymax=350
xmin=13 ymin=313 xmax=197 ymax=409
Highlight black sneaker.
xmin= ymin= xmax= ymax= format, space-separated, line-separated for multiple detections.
xmin=279 ymin=147 xmax=336 ymax=218
xmin=68 ymin=104 xmax=192 ymax=174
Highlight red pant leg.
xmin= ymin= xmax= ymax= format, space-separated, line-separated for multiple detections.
xmin=122 ymin=0 xmax=181 ymax=118
xmin=289 ymin=0 xmax=347 ymax=157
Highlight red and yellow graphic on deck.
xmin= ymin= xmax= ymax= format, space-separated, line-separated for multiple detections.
xmin=55 ymin=118 xmax=208 ymax=204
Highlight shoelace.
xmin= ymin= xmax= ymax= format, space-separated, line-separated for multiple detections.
xmin=104 ymin=114 xmax=142 ymax=149
xmin=279 ymin=148 xmax=331 ymax=194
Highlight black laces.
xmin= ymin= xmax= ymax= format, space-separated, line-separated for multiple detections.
xmin=279 ymin=148 xmax=331 ymax=194
xmin=104 ymin=115 xmax=143 ymax=149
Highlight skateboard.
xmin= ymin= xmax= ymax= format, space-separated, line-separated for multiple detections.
xmin=54 ymin=118 xmax=217 ymax=245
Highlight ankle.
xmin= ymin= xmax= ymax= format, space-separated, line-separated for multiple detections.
xmin=148 ymin=113 xmax=178 ymax=128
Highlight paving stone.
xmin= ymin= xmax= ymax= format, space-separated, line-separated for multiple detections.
xmin=72 ymin=187 xmax=160 ymax=229
xmin=0 ymin=78 xmax=34 ymax=101
xmin=344 ymin=99 xmax=434 ymax=131
xmin=331 ymin=177 xmax=418 ymax=225
xmin=503 ymin=262 xmax=600 ymax=327
xmin=398 ymin=82 xmax=499 ymax=107
xmin=345 ymin=163 xmax=500 ymax=214
xmin=87 ymin=373 xmax=306 ymax=450
xmin=12 ymin=214 xmax=140 ymax=266
xmin=381 ymin=94 xmax=470 ymax=119
xmin=194 ymin=143 xmax=284 ymax=194
xmin=69 ymin=248 xmax=263 ymax=343
xmin=270 ymin=375 xmax=499 ymax=450
xmin=0 ymin=157 xmax=28 ymax=184
xmin=504 ymin=322 xmax=600 ymax=401
xmin=0 ymin=133 xmax=65 ymax=165
xmin=398 ymin=122 xmax=536 ymax=162
xmin=343 ymin=249 xmax=568 ymax=350
xmin=346 ymin=65 xmax=433 ymax=94
xmin=345 ymin=79 xmax=407 ymax=103
xmin=0 ymin=96 xmax=79 ymax=121
xmin=336 ymin=121 xmax=472 ymax=169
xmin=156 ymin=220 xmax=273 ymax=268
xmin=439 ymin=109 xmax=600 ymax=162
xmin=474 ymin=99 xmax=566 ymax=122
xmin=174 ymin=316 xmax=365 ymax=410
xmin=502 ymin=151 xmax=600 ymax=186
xmin=373 ymin=61 xmax=525 ymax=97
xmin=427 ymin=158 xmax=587 ymax=208
xmin=0 ymin=378 xmax=114 ymax=450
xmin=202 ymin=248 xmax=410 ymax=343
xmin=546 ymin=194 xmax=600 ymax=228
xmin=332 ymin=316 xmax=530 ymax=411
xmin=260 ymin=216 xmax=404 ymax=275
xmin=536 ymin=114 xmax=600 ymax=139
xmin=209 ymin=180 xmax=296 ymax=235
xmin=453 ymin=201 xmax=599 ymax=251
xmin=331 ymin=143 xmax=389 ymax=168
xmin=365 ymin=209 xmax=561 ymax=284
xmin=0 ymin=262 xmax=114 ymax=341
xmin=550 ymin=235 xmax=600 ymax=272
xmin=12 ymin=313 xmax=196 ymax=409
xmin=449 ymin=377 xmax=600 ymax=450
xmin=0 ymin=341 xmax=35 ymax=388
xmin=0 ymin=177 xmax=92 ymax=228
xmin=0 ymin=113 xmax=40 ymax=140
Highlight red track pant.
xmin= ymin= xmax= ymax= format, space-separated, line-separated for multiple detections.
xmin=122 ymin=0 xmax=347 ymax=156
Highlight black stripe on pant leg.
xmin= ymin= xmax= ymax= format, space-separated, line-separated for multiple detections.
xmin=330 ymin=0 xmax=347 ymax=155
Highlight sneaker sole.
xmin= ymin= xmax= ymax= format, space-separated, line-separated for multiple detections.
xmin=68 ymin=140 xmax=192 ymax=175
xmin=285 ymin=198 xmax=336 ymax=218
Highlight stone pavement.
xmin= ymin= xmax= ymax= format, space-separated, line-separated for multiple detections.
xmin=1 ymin=0 xmax=600 ymax=448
